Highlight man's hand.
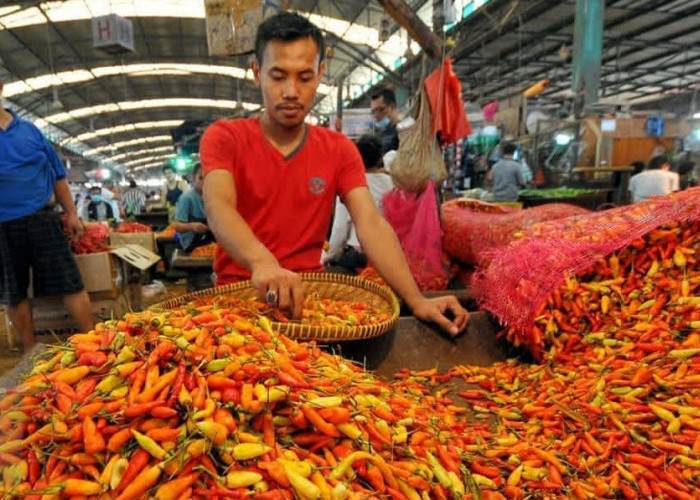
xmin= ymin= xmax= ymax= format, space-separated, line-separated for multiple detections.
xmin=191 ymin=222 xmax=209 ymax=234
xmin=251 ymin=263 xmax=304 ymax=320
xmin=65 ymin=213 xmax=84 ymax=242
xmin=411 ymin=296 xmax=469 ymax=337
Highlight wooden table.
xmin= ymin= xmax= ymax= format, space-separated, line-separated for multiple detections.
xmin=328 ymin=312 xmax=522 ymax=378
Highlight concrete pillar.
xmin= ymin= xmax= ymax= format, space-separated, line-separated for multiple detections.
xmin=572 ymin=0 xmax=604 ymax=110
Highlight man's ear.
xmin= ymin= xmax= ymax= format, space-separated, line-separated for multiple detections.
xmin=251 ymin=60 xmax=261 ymax=86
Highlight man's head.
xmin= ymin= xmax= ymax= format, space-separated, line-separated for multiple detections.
xmin=89 ymin=186 xmax=102 ymax=202
xmin=648 ymin=154 xmax=670 ymax=170
xmin=355 ymin=135 xmax=383 ymax=170
xmin=370 ymin=88 xmax=397 ymax=128
xmin=129 ymin=179 xmax=137 ymax=188
xmin=502 ymin=142 xmax=518 ymax=157
xmin=252 ymin=12 xmax=325 ymax=130
xmin=192 ymin=165 xmax=204 ymax=195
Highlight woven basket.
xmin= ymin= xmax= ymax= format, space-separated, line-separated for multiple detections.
xmin=149 ymin=273 xmax=400 ymax=342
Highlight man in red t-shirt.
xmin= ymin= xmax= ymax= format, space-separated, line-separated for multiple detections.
xmin=200 ymin=12 xmax=468 ymax=336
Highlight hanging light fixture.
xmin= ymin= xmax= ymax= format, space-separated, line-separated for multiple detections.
xmin=378 ymin=18 xmax=390 ymax=43
xmin=51 ymin=87 xmax=64 ymax=110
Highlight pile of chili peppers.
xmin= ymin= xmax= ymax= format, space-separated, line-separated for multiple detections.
xmin=115 ymin=222 xmax=152 ymax=234
xmin=182 ymin=295 xmax=394 ymax=328
xmin=189 ymin=244 xmax=217 ymax=259
xmin=62 ymin=218 xmax=109 ymax=255
xmin=440 ymin=219 xmax=700 ymax=499
xmin=1 ymin=220 xmax=699 ymax=500
xmin=0 ymin=306 xmax=479 ymax=500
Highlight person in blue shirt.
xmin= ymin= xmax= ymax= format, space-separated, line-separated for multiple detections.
xmin=173 ymin=164 xmax=215 ymax=253
xmin=0 ymin=78 xmax=93 ymax=349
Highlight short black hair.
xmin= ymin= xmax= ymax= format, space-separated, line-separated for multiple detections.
xmin=355 ymin=134 xmax=383 ymax=169
xmin=255 ymin=12 xmax=325 ymax=66
xmin=370 ymin=88 xmax=396 ymax=106
xmin=90 ymin=186 xmax=101 ymax=192
xmin=129 ymin=179 xmax=137 ymax=188
xmin=630 ymin=161 xmax=645 ymax=175
xmin=502 ymin=142 xmax=518 ymax=156
xmin=162 ymin=164 xmax=174 ymax=173
xmin=648 ymin=154 xmax=670 ymax=170
xmin=676 ymin=161 xmax=695 ymax=175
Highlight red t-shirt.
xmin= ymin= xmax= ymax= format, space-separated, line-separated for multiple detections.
xmin=200 ymin=117 xmax=367 ymax=283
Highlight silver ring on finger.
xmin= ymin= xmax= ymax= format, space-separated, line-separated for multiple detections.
xmin=266 ymin=289 xmax=278 ymax=306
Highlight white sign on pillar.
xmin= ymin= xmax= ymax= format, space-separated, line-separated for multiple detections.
xmin=92 ymin=14 xmax=135 ymax=55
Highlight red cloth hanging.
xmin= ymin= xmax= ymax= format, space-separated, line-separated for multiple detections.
xmin=424 ymin=58 xmax=472 ymax=144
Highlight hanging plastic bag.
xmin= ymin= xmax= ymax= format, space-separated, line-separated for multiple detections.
xmin=383 ymin=181 xmax=449 ymax=291
xmin=424 ymin=58 xmax=472 ymax=144
xmin=391 ymin=88 xmax=447 ymax=193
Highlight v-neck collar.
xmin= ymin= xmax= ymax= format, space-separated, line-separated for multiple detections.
xmin=282 ymin=125 xmax=308 ymax=161
xmin=257 ymin=118 xmax=309 ymax=162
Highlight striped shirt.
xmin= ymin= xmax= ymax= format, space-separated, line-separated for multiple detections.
xmin=120 ymin=187 xmax=147 ymax=215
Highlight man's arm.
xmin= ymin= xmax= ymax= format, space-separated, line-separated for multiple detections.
xmin=203 ymin=169 xmax=303 ymax=317
xmin=173 ymin=197 xmax=208 ymax=234
xmin=344 ymin=187 xmax=469 ymax=336
xmin=172 ymin=221 xmax=208 ymax=233
xmin=54 ymin=179 xmax=83 ymax=241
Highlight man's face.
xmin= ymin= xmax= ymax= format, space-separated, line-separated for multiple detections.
xmin=164 ymin=169 xmax=174 ymax=181
xmin=371 ymin=96 xmax=393 ymax=124
xmin=252 ymin=37 xmax=324 ymax=129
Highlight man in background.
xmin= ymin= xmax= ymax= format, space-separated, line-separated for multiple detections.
xmin=173 ymin=165 xmax=214 ymax=253
xmin=0 ymin=77 xmax=92 ymax=349
xmin=82 ymin=185 xmax=115 ymax=222
xmin=629 ymin=154 xmax=680 ymax=203
xmin=324 ymin=134 xmax=394 ymax=270
xmin=371 ymin=88 xmax=399 ymax=155
xmin=489 ymin=142 xmax=526 ymax=202
xmin=121 ymin=179 xmax=148 ymax=217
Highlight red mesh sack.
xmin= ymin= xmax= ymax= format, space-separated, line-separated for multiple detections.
xmin=442 ymin=200 xmax=590 ymax=266
xmin=473 ymin=188 xmax=700 ymax=358
xmin=383 ymin=181 xmax=449 ymax=291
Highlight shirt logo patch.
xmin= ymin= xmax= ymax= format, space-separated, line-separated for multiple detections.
xmin=308 ymin=176 xmax=327 ymax=195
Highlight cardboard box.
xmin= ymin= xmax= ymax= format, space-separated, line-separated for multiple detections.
xmin=29 ymin=294 xmax=129 ymax=334
xmin=73 ymin=245 xmax=161 ymax=296
xmin=74 ymin=252 xmax=120 ymax=295
xmin=111 ymin=244 xmax=161 ymax=271
xmin=109 ymin=232 xmax=156 ymax=253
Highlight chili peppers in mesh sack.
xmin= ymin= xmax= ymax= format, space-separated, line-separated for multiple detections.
xmin=472 ymin=188 xmax=700 ymax=356
xmin=442 ymin=200 xmax=589 ymax=266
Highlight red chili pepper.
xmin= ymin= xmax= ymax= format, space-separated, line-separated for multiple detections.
xmin=114 ymin=449 xmax=150 ymax=494
xmin=124 ymin=400 xmax=165 ymax=418
xmin=166 ymin=361 xmax=186 ymax=407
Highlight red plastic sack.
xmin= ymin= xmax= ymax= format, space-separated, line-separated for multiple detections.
xmin=424 ymin=58 xmax=472 ymax=144
xmin=442 ymin=201 xmax=590 ymax=266
xmin=383 ymin=181 xmax=449 ymax=291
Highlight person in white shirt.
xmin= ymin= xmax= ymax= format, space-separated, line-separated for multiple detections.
xmin=323 ymin=135 xmax=394 ymax=269
xmin=629 ymin=154 xmax=680 ymax=203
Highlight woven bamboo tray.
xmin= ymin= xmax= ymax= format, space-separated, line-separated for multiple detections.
xmin=149 ymin=273 xmax=400 ymax=342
